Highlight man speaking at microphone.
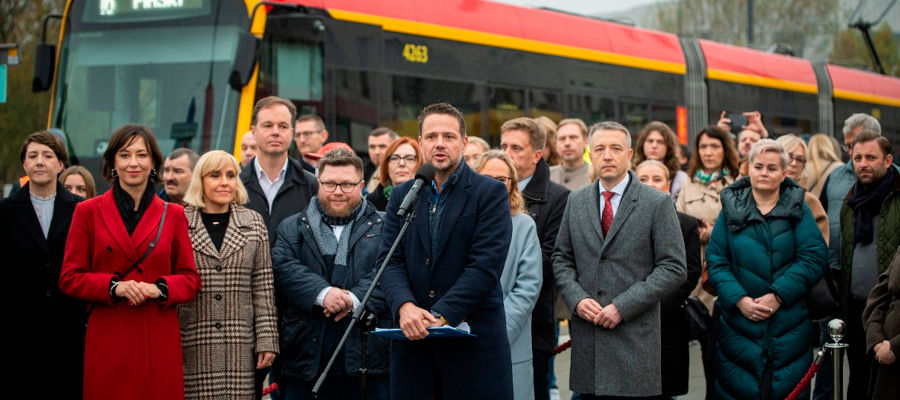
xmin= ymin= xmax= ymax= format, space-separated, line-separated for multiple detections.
xmin=378 ymin=102 xmax=514 ymax=399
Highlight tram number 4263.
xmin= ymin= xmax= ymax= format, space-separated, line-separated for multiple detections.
xmin=402 ymin=44 xmax=428 ymax=63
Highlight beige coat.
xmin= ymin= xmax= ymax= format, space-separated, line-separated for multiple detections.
xmin=179 ymin=205 xmax=279 ymax=400
xmin=675 ymin=175 xmax=734 ymax=223
xmin=805 ymin=191 xmax=830 ymax=245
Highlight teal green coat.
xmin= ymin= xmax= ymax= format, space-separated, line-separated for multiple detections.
xmin=706 ymin=177 xmax=827 ymax=400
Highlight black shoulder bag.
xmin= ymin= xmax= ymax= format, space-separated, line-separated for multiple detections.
xmin=116 ymin=202 xmax=169 ymax=279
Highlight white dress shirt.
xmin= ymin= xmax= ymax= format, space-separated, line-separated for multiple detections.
xmin=254 ymin=157 xmax=289 ymax=211
xmin=598 ymin=173 xmax=630 ymax=218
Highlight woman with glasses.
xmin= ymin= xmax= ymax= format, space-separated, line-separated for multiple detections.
xmin=179 ymin=150 xmax=279 ymax=399
xmin=366 ymin=137 xmax=424 ymax=211
xmin=475 ymin=150 xmax=542 ymax=400
xmin=775 ymin=134 xmax=829 ymax=242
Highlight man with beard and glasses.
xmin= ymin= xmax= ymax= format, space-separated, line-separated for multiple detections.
xmin=838 ymin=130 xmax=900 ymax=400
xmin=160 ymin=148 xmax=198 ymax=204
xmin=379 ymin=102 xmax=514 ymax=399
xmin=271 ymin=148 xmax=391 ymax=400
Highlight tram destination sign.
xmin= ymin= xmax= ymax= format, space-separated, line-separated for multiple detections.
xmin=84 ymin=0 xmax=209 ymax=22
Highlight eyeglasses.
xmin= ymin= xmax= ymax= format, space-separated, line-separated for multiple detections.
xmin=319 ymin=180 xmax=362 ymax=192
xmin=484 ymin=175 xmax=511 ymax=184
xmin=388 ymin=154 xmax=418 ymax=164
xmin=841 ymin=143 xmax=852 ymax=153
xmin=789 ymin=155 xmax=807 ymax=164
xmin=294 ymin=130 xmax=323 ymax=138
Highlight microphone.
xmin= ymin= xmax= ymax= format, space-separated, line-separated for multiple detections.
xmin=397 ymin=163 xmax=436 ymax=217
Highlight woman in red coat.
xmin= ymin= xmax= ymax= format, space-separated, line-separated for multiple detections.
xmin=60 ymin=124 xmax=201 ymax=400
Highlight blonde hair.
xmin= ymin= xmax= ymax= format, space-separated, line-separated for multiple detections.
xmin=634 ymin=159 xmax=671 ymax=182
xmin=775 ymin=134 xmax=807 ymax=186
xmin=184 ymin=150 xmax=249 ymax=208
xmin=806 ymin=134 xmax=842 ymax=186
xmin=474 ymin=150 xmax=526 ymax=216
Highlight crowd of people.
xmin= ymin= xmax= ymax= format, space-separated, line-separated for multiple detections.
xmin=2 ymin=96 xmax=899 ymax=400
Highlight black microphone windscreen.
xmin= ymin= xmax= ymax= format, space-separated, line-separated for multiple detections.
xmin=415 ymin=163 xmax=436 ymax=182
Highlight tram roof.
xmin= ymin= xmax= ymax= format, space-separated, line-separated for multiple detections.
xmin=827 ymin=64 xmax=900 ymax=107
xmin=276 ymin=0 xmax=686 ymax=75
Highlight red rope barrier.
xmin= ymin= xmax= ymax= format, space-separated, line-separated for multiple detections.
xmin=262 ymin=382 xmax=279 ymax=396
xmin=554 ymin=339 xmax=572 ymax=355
xmin=784 ymin=362 xmax=818 ymax=400
xmin=785 ymin=347 xmax=827 ymax=400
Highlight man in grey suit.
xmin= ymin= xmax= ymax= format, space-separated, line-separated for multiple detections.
xmin=553 ymin=121 xmax=686 ymax=399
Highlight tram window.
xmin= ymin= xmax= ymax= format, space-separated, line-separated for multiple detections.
xmin=529 ymin=90 xmax=563 ymax=122
xmin=388 ymin=75 xmax=480 ymax=138
xmin=258 ymin=40 xmax=322 ymax=102
xmin=333 ymin=68 xmax=377 ymax=154
xmin=620 ymin=100 xmax=649 ymax=135
xmin=566 ymin=94 xmax=615 ymax=125
xmin=650 ymin=104 xmax=677 ymax=128
xmin=489 ymin=87 xmax=526 ymax=141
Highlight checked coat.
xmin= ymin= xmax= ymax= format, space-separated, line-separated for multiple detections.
xmin=179 ymin=204 xmax=279 ymax=399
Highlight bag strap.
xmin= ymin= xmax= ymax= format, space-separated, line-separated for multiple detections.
xmin=116 ymin=202 xmax=169 ymax=279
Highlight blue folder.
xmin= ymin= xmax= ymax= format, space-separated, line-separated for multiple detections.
xmin=372 ymin=326 xmax=476 ymax=340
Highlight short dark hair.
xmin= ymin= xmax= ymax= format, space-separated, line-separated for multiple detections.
xmin=166 ymin=148 xmax=200 ymax=170
xmin=251 ymin=96 xmax=297 ymax=126
xmin=501 ymin=117 xmax=546 ymax=150
xmin=296 ymin=114 xmax=326 ymax=131
xmin=102 ymin=124 xmax=165 ymax=185
xmin=369 ymin=127 xmax=398 ymax=139
xmin=20 ymin=130 xmax=68 ymax=165
xmin=854 ymin=130 xmax=892 ymax=156
xmin=318 ymin=148 xmax=364 ymax=179
xmin=417 ymin=102 xmax=466 ymax=137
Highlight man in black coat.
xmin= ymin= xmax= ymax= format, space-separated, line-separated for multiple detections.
xmin=1 ymin=131 xmax=85 ymax=399
xmin=239 ymin=96 xmax=318 ymax=398
xmin=240 ymin=96 xmax=318 ymax=247
xmin=501 ymin=117 xmax=569 ymax=400
xmin=271 ymin=149 xmax=390 ymax=399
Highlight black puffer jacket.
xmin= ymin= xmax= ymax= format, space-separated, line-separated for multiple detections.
xmin=523 ymin=159 xmax=570 ymax=352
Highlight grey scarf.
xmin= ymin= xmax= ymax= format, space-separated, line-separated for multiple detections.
xmin=306 ymin=196 xmax=366 ymax=275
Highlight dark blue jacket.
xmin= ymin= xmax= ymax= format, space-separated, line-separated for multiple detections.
xmin=271 ymin=201 xmax=390 ymax=381
xmin=707 ymin=177 xmax=826 ymax=400
xmin=378 ymin=161 xmax=514 ymax=400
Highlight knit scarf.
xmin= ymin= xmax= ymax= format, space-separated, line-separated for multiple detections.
xmin=693 ymin=168 xmax=729 ymax=186
xmin=307 ymin=196 xmax=365 ymax=286
xmin=848 ymin=166 xmax=896 ymax=245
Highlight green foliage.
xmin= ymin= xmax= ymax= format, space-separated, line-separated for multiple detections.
xmin=0 ymin=0 xmax=64 ymax=186
xmin=654 ymin=0 xmax=841 ymax=58
xmin=830 ymin=22 xmax=900 ymax=77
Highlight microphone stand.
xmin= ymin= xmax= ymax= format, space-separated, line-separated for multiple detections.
xmin=312 ymin=209 xmax=417 ymax=398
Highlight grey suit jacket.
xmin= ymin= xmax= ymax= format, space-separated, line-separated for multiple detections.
xmin=552 ymin=171 xmax=686 ymax=397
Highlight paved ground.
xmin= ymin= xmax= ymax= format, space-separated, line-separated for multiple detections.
xmin=551 ymin=323 xmax=850 ymax=400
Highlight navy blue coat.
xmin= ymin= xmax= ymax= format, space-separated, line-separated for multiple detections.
xmin=271 ymin=201 xmax=391 ymax=382
xmin=378 ymin=162 xmax=514 ymax=400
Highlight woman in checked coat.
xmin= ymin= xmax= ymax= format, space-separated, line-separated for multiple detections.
xmin=179 ymin=150 xmax=279 ymax=399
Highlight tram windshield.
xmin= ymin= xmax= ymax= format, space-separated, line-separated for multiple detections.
xmin=52 ymin=0 xmax=245 ymax=184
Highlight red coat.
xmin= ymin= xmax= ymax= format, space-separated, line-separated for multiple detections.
xmin=60 ymin=191 xmax=200 ymax=400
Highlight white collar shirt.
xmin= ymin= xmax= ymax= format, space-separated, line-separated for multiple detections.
xmin=254 ymin=157 xmax=289 ymax=211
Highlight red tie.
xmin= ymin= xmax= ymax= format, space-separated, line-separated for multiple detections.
xmin=601 ymin=190 xmax=614 ymax=236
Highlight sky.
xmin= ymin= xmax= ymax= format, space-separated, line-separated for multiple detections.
xmin=493 ymin=0 xmax=662 ymax=16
